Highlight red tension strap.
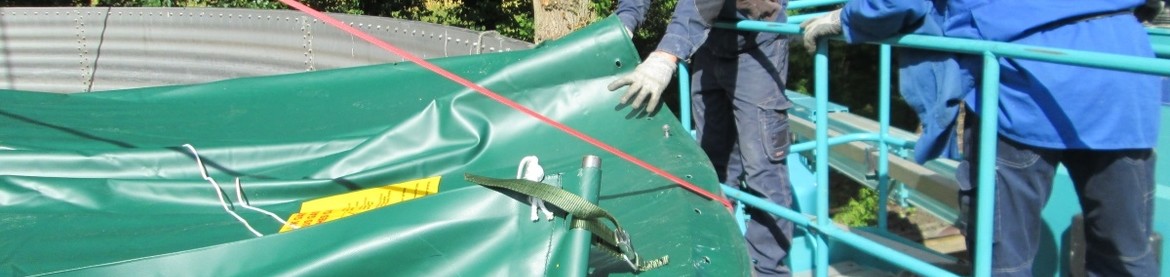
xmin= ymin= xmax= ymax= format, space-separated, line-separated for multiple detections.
xmin=277 ymin=0 xmax=732 ymax=210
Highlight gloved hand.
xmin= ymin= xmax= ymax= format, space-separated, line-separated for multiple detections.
xmin=1135 ymin=0 xmax=1165 ymax=23
xmin=799 ymin=9 xmax=843 ymax=54
xmin=607 ymin=51 xmax=678 ymax=113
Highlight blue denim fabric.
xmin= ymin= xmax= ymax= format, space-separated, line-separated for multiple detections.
xmin=957 ymin=112 xmax=1159 ymax=277
xmin=615 ymin=0 xmax=650 ymax=32
xmin=617 ymin=0 xmax=787 ymax=59
xmin=1162 ymin=76 xmax=1170 ymax=105
xmin=691 ymin=35 xmax=793 ymax=277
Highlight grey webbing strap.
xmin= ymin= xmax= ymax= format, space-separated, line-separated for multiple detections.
xmin=463 ymin=173 xmax=668 ymax=272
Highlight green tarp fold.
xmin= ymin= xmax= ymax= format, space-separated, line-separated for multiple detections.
xmin=0 ymin=17 xmax=748 ymax=276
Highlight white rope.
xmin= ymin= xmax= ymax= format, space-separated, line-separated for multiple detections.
xmin=182 ymin=144 xmax=263 ymax=237
xmin=235 ymin=177 xmax=300 ymax=230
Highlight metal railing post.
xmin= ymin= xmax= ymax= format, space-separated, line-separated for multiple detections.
xmin=814 ymin=37 xmax=832 ymax=277
xmin=972 ymin=51 xmax=1001 ymax=277
xmin=877 ymin=44 xmax=892 ymax=230
xmin=678 ymin=61 xmax=693 ymax=135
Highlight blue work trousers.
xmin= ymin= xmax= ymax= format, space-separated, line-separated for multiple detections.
xmin=957 ymin=110 xmax=1159 ymax=277
xmin=690 ymin=37 xmax=793 ymax=277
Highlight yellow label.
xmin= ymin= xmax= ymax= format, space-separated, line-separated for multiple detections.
xmin=279 ymin=176 xmax=441 ymax=232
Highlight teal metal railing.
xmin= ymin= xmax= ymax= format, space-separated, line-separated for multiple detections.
xmin=685 ymin=9 xmax=1170 ymax=277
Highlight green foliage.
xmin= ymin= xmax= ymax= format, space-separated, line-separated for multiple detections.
xmin=406 ymin=0 xmax=474 ymax=27
xmin=589 ymin=0 xmax=614 ymax=20
xmin=381 ymin=0 xmax=679 ymax=64
xmin=628 ymin=0 xmax=676 ymax=56
xmin=832 ymin=184 xmax=879 ymax=227
xmin=495 ymin=0 xmax=534 ymax=42
xmin=362 ymin=0 xmax=535 ymax=42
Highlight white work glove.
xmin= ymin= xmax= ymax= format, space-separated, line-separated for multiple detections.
xmin=799 ymin=9 xmax=843 ymax=54
xmin=607 ymin=51 xmax=678 ymax=113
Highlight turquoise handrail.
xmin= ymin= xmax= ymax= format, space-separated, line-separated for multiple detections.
xmin=813 ymin=38 xmax=832 ymax=277
xmin=722 ymin=184 xmax=961 ymax=277
xmin=702 ymin=13 xmax=1170 ymax=277
xmin=788 ymin=133 xmax=911 ymax=153
xmin=726 ymin=20 xmax=1170 ymax=76
xmin=788 ymin=0 xmax=847 ymax=10
xmin=787 ymin=12 xmax=828 ymax=24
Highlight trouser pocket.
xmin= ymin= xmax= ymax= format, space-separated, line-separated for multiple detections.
xmin=760 ymin=109 xmax=790 ymax=162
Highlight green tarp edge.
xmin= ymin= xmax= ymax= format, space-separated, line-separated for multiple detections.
xmin=0 ymin=17 xmax=749 ymax=276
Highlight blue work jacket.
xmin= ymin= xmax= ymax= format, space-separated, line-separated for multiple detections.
xmin=840 ymin=0 xmax=1161 ymax=161
xmin=617 ymin=0 xmax=787 ymax=59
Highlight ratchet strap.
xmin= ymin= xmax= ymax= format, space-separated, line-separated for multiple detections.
xmin=463 ymin=173 xmax=669 ymax=272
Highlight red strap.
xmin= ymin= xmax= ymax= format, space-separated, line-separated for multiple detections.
xmin=276 ymin=0 xmax=732 ymax=210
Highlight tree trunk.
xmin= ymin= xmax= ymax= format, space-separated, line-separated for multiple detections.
xmin=531 ymin=0 xmax=595 ymax=43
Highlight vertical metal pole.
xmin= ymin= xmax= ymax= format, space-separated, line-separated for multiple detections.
xmin=814 ymin=38 xmax=831 ymax=277
xmin=877 ymin=45 xmax=892 ymax=230
xmin=551 ymin=155 xmax=602 ymax=277
xmin=736 ymin=179 xmax=749 ymax=234
xmin=578 ymin=155 xmax=602 ymax=202
xmin=678 ymin=61 xmax=693 ymax=135
xmin=973 ymin=52 xmax=1000 ymax=277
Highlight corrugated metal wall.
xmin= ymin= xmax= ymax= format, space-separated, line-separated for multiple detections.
xmin=0 ymin=7 xmax=533 ymax=93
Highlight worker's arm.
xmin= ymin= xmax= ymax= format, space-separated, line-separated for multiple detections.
xmin=616 ymin=0 xmax=651 ymax=32
xmin=839 ymin=0 xmax=928 ymax=43
xmin=654 ymin=0 xmax=725 ymax=59
xmin=610 ymin=0 xmax=723 ymax=113
xmin=800 ymin=0 xmax=927 ymax=52
xmin=611 ymin=0 xmax=743 ymax=112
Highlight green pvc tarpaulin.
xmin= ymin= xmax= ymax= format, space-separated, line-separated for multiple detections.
xmin=0 ymin=17 xmax=749 ymax=276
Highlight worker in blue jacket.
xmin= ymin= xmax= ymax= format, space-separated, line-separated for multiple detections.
xmin=801 ymin=0 xmax=1163 ymax=276
xmin=609 ymin=0 xmax=795 ymax=276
